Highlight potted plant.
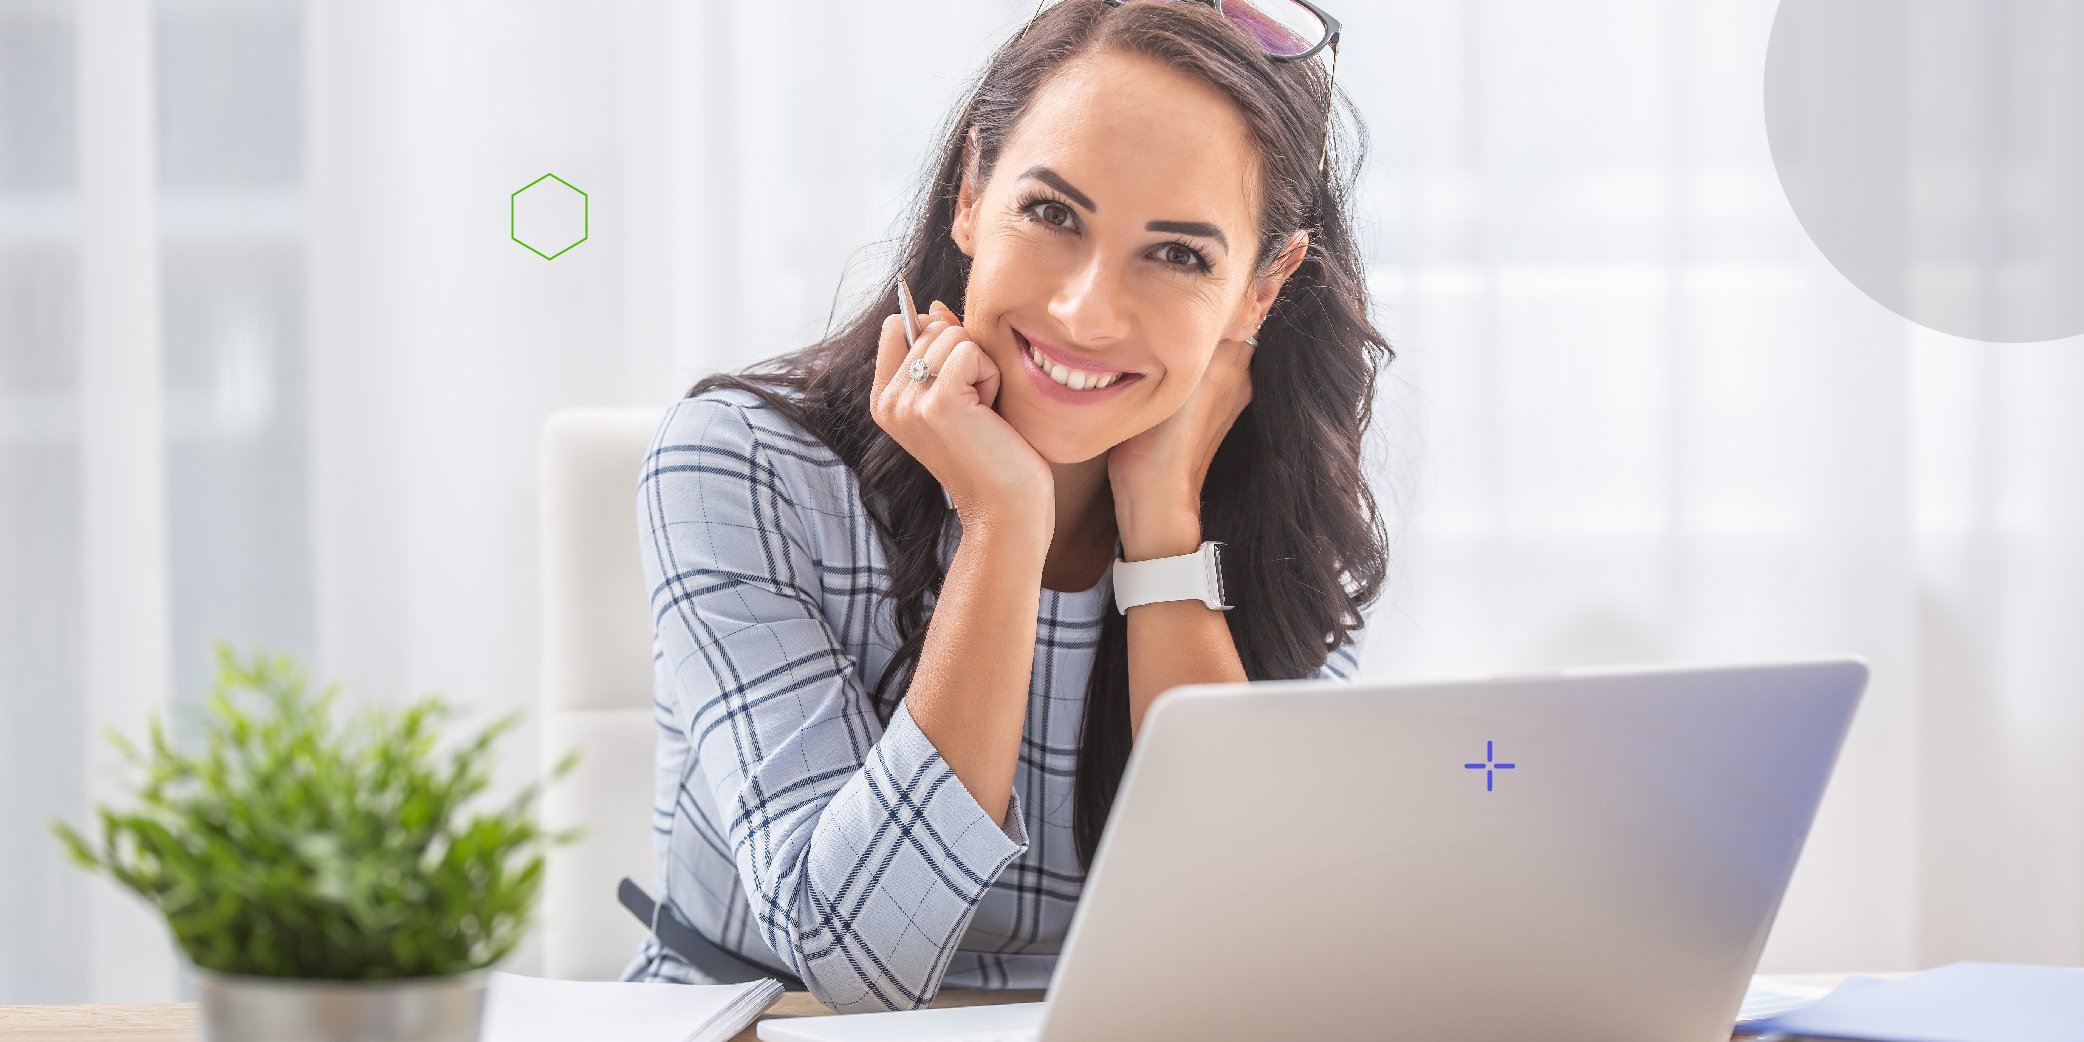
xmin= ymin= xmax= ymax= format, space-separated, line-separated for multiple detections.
xmin=50 ymin=642 xmax=582 ymax=1042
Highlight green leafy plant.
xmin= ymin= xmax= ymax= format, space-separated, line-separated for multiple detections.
xmin=50 ymin=641 xmax=583 ymax=980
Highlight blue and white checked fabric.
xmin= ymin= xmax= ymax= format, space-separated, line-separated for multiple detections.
xmin=619 ymin=387 xmax=1362 ymax=1012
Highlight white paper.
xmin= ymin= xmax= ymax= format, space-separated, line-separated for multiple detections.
xmin=1734 ymin=975 xmax=1832 ymax=1024
xmin=480 ymin=970 xmax=786 ymax=1042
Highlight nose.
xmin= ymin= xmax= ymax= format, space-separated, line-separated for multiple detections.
xmin=1046 ymin=251 xmax=1130 ymax=347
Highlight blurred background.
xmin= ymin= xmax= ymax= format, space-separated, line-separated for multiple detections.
xmin=4 ymin=0 xmax=2080 ymax=1004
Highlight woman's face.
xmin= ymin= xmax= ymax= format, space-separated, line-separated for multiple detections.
xmin=952 ymin=48 xmax=1306 ymax=466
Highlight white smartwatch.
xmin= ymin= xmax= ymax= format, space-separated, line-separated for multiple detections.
xmin=1112 ymin=540 xmax=1232 ymax=614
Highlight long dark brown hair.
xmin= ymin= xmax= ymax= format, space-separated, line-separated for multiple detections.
xmin=684 ymin=0 xmax=1391 ymax=870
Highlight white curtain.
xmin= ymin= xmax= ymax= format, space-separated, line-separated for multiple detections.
xmin=3 ymin=0 xmax=2077 ymax=1004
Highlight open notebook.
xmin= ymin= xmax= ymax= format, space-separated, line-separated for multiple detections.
xmin=480 ymin=971 xmax=786 ymax=1042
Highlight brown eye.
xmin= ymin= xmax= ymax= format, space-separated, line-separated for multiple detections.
xmin=1015 ymin=192 xmax=1078 ymax=232
xmin=1154 ymin=241 xmax=1213 ymax=274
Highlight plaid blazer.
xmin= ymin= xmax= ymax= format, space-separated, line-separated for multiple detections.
xmin=619 ymin=387 xmax=1363 ymax=1012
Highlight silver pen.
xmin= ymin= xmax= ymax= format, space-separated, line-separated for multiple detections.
xmin=894 ymin=276 xmax=957 ymax=512
xmin=896 ymin=275 xmax=923 ymax=351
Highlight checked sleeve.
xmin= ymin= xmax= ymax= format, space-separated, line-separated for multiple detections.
xmin=1311 ymin=629 xmax=1365 ymax=681
xmin=636 ymin=395 xmax=1029 ymax=1012
xmin=1311 ymin=577 xmax=1370 ymax=681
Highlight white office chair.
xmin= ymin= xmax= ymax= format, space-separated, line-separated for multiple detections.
xmin=538 ymin=407 xmax=666 ymax=980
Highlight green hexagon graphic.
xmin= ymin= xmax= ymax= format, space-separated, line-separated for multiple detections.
xmin=511 ymin=173 xmax=588 ymax=260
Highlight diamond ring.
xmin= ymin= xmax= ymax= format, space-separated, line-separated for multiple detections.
xmin=907 ymin=357 xmax=933 ymax=383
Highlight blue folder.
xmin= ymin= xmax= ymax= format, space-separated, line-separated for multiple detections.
xmin=1744 ymin=961 xmax=2084 ymax=1042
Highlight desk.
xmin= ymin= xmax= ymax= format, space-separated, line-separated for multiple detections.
xmin=0 ymin=976 xmax=1879 ymax=1041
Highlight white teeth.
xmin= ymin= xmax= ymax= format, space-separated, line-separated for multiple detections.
xmin=1025 ymin=338 xmax=1125 ymax=391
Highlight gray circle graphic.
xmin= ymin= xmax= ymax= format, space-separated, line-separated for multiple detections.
xmin=1765 ymin=0 xmax=2084 ymax=343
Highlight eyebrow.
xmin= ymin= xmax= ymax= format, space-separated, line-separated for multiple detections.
xmin=1019 ymin=165 xmax=1230 ymax=254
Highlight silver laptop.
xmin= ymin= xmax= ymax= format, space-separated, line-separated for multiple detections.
xmin=758 ymin=657 xmax=1867 ymax=1042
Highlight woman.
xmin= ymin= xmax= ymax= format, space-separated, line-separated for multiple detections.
xmin=622 ymin=0 xmax=1391 ymax=1013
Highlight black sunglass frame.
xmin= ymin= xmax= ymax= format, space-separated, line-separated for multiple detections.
xmin=1020 ymin=0 xmax=1346 ymax=171
xmin=1099 ymin=0 xmax=1341 ymax=64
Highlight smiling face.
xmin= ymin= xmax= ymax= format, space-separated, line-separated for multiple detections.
xmin=952 ymin=47 xmax=1307 ymax=466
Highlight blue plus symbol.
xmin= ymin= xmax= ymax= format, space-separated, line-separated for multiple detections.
xmin=1464 ymin=740 xmax=1517 ymax=792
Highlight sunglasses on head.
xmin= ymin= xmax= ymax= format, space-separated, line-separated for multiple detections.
xmin=1018 ymin=0 xmax=1344 ymax=171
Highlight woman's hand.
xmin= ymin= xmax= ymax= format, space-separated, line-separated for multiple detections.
xmin=1107 ymin=335 xmax=1255 ymax=558
xmin=873 ymin=299 xmax=1055 ymax=536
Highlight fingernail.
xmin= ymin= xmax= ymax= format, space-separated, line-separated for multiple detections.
xmin=929 ymin=299 xmax=947 ymax=315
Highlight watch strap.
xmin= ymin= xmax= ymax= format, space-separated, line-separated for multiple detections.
xmin=1113 ymin=540 xmax=1230 ymax=614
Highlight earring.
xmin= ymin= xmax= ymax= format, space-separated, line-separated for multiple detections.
xmin=1245 ymin=335 xmax=1259 ymax=346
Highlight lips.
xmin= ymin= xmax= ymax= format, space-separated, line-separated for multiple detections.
xmin=1008 ymin=327 xmax=1142 ymax=389
xmin=1012 ymin=327 xmax=1143 ymax=380
xmin=1008 ymin=327 xmax=1142 ymax=404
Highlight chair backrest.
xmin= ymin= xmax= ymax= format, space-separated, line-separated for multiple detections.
xmin=538 ymin=407 xmax=665 ymax=980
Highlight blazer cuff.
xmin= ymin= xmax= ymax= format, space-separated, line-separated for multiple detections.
xmin=879 ymin=698 xmax=1030 ymax=889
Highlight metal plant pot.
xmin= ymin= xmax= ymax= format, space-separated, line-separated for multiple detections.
xmin=191 ymin=966 xmax=488 ymax=1042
